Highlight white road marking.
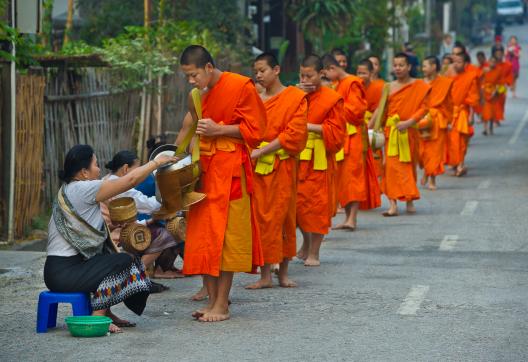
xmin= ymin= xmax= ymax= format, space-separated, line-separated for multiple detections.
xmin=477 ymin=179 xmax=491 ymax=190
xmin=439 ymin=235 xmax=459 ymax=251
xmin=398 ymin=285 xmax=430 ymax=316
xmin=509 ymin=108 xmax=528 ymax=145
xmin=461 ymin=201 xmax=479 ymax=216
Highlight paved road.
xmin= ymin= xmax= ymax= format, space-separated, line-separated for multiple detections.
xmin=1 ymin=26 xmax=528 ymax=362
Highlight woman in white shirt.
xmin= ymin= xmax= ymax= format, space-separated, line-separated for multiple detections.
xmin=44 ymin=144 xmax=176 ymax=333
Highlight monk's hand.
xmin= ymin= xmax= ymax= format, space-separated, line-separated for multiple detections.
xmin=196 ymin=118 xmax=222 ymax=137
xmin=251 ymin=148 xmax=263 ymax=159
xmin=297 ymin=83 xmax=316 ymax=93
xmin=396 ymin=119 xmax=413 ymax=131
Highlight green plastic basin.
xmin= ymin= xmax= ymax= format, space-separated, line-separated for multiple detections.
xmin=64 ymin=316 xmax=112 ymax=337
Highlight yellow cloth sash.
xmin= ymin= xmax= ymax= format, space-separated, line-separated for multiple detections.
xmin=497 ymin=85 xmax=507 ymax=95
xmin=300 ymin=132 xmax=327 ymax=170
xmin=364 ymin=110 xmax=373 ymax=125
xmin=255 ymin=141 xmax=290 ymax=175
xmin=386 ymin=114 xmax=411 ymax=162
xmin=200 ymin=134 xmax=245 ymax=156
xmin=335 ymin=122 xmax=359 ymax=161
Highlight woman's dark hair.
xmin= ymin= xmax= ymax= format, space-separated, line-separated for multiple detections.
xmin=59 ymin=144 xmax=95 ymax=183
xmin=105 ymin=150 xmax=138 ymax=173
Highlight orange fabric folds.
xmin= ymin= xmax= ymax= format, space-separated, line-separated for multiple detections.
xmin=183 ymin=72 xmax=266 ymax=277
xmin=253 ymin=86 xmax=308 ymax=264
xmin=335 ymin=75 xmax=368 ymax=206
xmin=297 ymin=87 xmax=345 ymax=235
xmin=381 ymin=80 xmax=430 ymax=201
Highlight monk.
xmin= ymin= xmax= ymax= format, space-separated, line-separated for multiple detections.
xmin=369 ymin=55 xmax=382 ymax=81
xmin=180 ymin=45 xmax=265 ymax=322
xmin=331 ymin=48 xmax=349 ymax=70
xmin=447 ymin=53 xmax=479 ymax=177
xmin=369 ymin=53 xmax=430 ymax=216
xmin=322 ymin=54 xmax=368 ymax=230
xmin=358 ymin=58 xmax=385 ymax=180
xmin=245 ymin=52 xmax=308 ymax=289
xmin=481 ymin=55 xmax=502 ymax=135
xmin=419 ymin=56 xmax=453 ymax=191
xmin=494 ymin=47 xmax=514 ymax=124
xmin=473 ymin=51 xmax=488 ymax=121
xmin=296 ymin=54 xmax=345 ymax=266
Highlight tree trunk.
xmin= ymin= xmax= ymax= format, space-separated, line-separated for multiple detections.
xmin=63 ymin=0 xmax=74 ymax=46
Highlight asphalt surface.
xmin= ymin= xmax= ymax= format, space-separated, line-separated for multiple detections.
xmin=1 ymin=25 xmax=527 ymax=362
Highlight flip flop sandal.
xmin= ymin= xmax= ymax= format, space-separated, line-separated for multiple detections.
xmin=382 ymin=211 xmax=398 ymax=217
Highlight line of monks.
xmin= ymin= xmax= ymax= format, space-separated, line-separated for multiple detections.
xmin=173 ymin=43 xmax=513 ymax=322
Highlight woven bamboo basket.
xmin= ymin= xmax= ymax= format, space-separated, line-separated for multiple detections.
xmin=120 ymin=223 xmax=151 ymax=252
xmin=109 ymin=197 xmax=137 ymax=224
xmin=166 ymin=216 xmax=187 ymax=241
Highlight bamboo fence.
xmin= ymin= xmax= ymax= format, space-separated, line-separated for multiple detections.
xmin=43 ymin=68 xmax=142 ymax=203
xmin=14 ymin=73 xmax=46 ymax=237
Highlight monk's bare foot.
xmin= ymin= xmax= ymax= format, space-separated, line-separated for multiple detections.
xmin=278 ymin=276 xmax=297 ymax=288
xmin=198 ymin=307 xmax=230 ymax=323
xmin=192 ymin=307 xmax=210 ymax=319
xmin=336 ymin=207 xmax=345 ymax=214
xmin=428 ymin=183 xmax=437 ymax=191
xmin=296 ymin=249 xmax=308 ymax=261
xmin=332 ymin=223 xmax=348 ymax=230
xmin=245 ymin=279 xmax=273 ymax=290
xmin=382 ymin=209 xmax=398 ymax=217
xmin=304 ymin=258 xmax=320 ymax=267
xmin=420 ymin=175 xmax=428 ymax=186
xmin=406 ymin=202 xmax=416 ymax=214
xmin=191 ymin=287 xmax=208 ymax=301
xmin=153 ymin=269 xmax=185 ymax=279
xmin=108 ymin=323 xmax=123 ymax=334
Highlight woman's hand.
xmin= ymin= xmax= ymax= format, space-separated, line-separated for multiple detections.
xmin=153 ymin=154 xmax=178 ymax=167
xmin=196 ymin=118 xmax=222 ymax=137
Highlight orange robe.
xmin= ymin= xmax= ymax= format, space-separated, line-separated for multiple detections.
xmin=495 ymin=60 xmax=514 ymax=122
xmin=253 ymin=87 xmax=308 ymax=264
xmin=361 ymin=79 xmax=384 ymax=209
xmin=481 ymin=66 xmax=502 ymax=122
xmin=297 ymin=87 xmax=345 ymax=235
xmin=419 ymin=76 xmax=453 ymax=176
xmin=473 ymin=64 xmax=486 ymax=115
xmin=447 ymin=71 xmax=479 ymax=167
xmin=335 ymin=75 xmax=368 ymax=206
xmin=381 ymin=80 xmax=430 ymax=201
xmin=183 ymin=72 xmax=266 ymax=277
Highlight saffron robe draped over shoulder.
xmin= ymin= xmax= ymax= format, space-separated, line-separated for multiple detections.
xmin=447 ymin=70 xmax=479 ymax=167
xmin=335 ymin=75 xmax=368 ymax=206
xmin=418 ymin=76 xmax=453 ymax=176
xmin=360 ymin=79 xmax=384 ymax=209
xmin=481 ymin=66 xmax=502 ymax=122
xmin=381 ymin=80 xmax=430 ymax=201
xmin=183 ymin=72 xmax=266 ymax=277
xmin=297 ymin=87 xmax=345 ymax=235
xmin=495 ymin=60 xmax=514 ymax=122
xmin=253 ymin=86 xmax=308 ymax=264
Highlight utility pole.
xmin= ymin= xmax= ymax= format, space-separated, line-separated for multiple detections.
xmin=7 ymin=0 xmax=16 ymax=242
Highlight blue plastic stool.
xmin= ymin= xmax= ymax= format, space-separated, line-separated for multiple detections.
xmin=36 ymin=291 xmax=91 ymax=333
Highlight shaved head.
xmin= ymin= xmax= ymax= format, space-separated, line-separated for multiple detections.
xmin=255 ymin=52 xmax=279 ymax=68
xmin=302 ymin=54 xmax=323 ymax=72
xmin=180 ymin=45 xmax=215 ymax=68
xmin=322 ymin=54 xmax=341 ymax=69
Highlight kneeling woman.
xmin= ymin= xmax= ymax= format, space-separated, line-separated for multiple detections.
xmin=44 ymin=144 xmax=175 ymax=333
xmin=102 ymin=150 xmax=184 ymax=281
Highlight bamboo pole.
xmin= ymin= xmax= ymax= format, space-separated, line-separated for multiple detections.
xmin=63 ymin=0 xmax=74 ymax=46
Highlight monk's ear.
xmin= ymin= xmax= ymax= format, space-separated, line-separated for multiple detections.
xmin=205 ymin=62 xmax=214 ymax=74
xmin=273 ymin=65 xmax=281 ymax=75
